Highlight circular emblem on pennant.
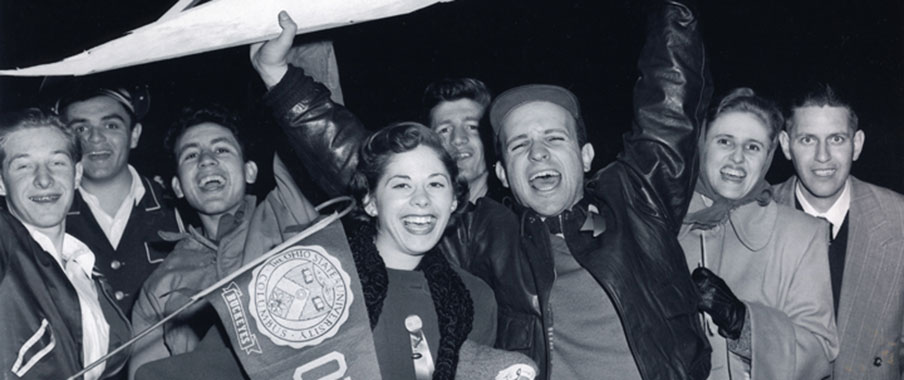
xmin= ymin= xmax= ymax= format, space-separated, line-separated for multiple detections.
xmin=249 ymin=245 xmax=353 ymax=349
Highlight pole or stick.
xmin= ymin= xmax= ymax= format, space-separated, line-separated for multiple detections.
xmin=66 ymin=196 xmax=354 ymax=380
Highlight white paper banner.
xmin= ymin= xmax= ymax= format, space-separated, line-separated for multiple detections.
xmin=0 ymin=0 xmax=449 ymax=76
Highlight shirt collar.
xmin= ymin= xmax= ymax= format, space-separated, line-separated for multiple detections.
xmin=22 ymin=223 xmax=96 ymax=278
xmin=795 ymin=178 xmax=851 ymax=237
xmin=79 ymin=165 xmax=146 ymax=208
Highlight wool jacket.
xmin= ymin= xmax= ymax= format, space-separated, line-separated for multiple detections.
xmin=774 ymin=176 xmax=904 ymax=380
xmin=680 ymin=192 xmax=839 ymax=380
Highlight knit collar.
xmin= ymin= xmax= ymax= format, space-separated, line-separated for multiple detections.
xmin=346 ymin=219 xmax=472 ymax=380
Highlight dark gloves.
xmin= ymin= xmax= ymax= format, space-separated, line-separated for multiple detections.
xmin=692 ymin=267 xmax=746 ymax=340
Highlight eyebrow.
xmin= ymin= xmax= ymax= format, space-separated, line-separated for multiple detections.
xmin=505 ymin=128 xmax=568 ymax=146
xmin=6 ymin=150 xmax=70 ymax=162
xmin=68 ymin=113 xmax=127 ymax=125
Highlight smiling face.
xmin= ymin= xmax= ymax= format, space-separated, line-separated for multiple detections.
xmin=701 ymin=112 xmax=774 ymax=200
xmin=365 ymin=145 xmax=457 ymax=266
xmin=429 ymin=98 xmax=488 ymax=188
xmin=64 ymin=96 xmax=141 ymax=184
xmin=779 ymin=105 xmax=863 ymax=210
xmin=495 ymin=101 xmax=593 ymax=217
xmin=0 ymin=126 xmax=81 ymax=233
xmin=172 ymin=122 xmax=257 ymax=218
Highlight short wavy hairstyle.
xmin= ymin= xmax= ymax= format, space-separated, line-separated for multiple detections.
xmin=348 ymin=122 xmax=468 ymax=222
xmin=422 ymin=77 xmax=492 ymax=121
xmin=0 ymin=108 xmax=79 ymax=165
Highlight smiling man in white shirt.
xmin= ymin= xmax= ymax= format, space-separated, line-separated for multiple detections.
xmin=56 ymin=80 xmax=184 ymax=315
xmin=0 ymin=108 xmax=130 ymax=379
xmin=773 ymin=84 xmax=904 ymax=380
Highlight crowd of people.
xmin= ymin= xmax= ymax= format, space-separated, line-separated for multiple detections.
xmin=1 ymin=1 xmax=903 ymax=380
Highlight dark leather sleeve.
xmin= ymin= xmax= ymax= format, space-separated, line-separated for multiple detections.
xmin=618 ymin=0 xmax=712 ymax=231
xmin=263 ymin=66 xmax=368 ymax=198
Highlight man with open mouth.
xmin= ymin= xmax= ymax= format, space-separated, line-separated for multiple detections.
xmin=54 ymin=79 xmax=184 ymax=316
xmin=481 ymin=0 xmax=712 ymax=378
xmin=128 ymin=104 xmax=320 ymax=379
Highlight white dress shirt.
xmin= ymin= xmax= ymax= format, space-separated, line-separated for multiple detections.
xmin=79 ymin=165 xmax=146 ymax=249
xmin=796 ymin=179 xmax=851 ymax=239
xmin=25 ymin=225 xmax=110 ymax=380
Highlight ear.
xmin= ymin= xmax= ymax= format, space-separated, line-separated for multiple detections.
xmin=495 ymin=161 xmax=509 ymax=188
xmin=244 ymin=161 xmax=259 ymax=184
xmin=580 ymin=143 xmax=595 ymax=172
xmin=171 ymin=176 xmax=184 ymax=199
xmin=778 ymin=131 xmax=792 ymax=160
xmin=451 ymin=200 xmax=458 ymax=212
xmin=130 ymin=122 xmax=143 ymax=149
xmin=0 ymin=173 xmax=6 ymax=197
xmin=852 ymin=129 xmax=865 ymax=161
xmin=74 ymin=162 xmax=83 ymax=189
xmin=363 ymin=193 xmax=378 ymax=217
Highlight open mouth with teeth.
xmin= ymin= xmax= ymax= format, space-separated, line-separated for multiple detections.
xmin=454 ymin=151 xmax=473 ymax=161
xmin=198 ymin=175 xmax=226 ymax=191
xmin=29 ymin=194 xmax=61 ymax=203
xmin=529 ymin=170 xmax=561 ymax=191
xmin=811 ymin=168 xmax=837 ymax=177
xmin=86 ymin=150 xmax=113 ymax=160
xmin=401 ymin=215 xmax=438 ymax=234
xmin=719 ymin=167 xmax=747 ymax=183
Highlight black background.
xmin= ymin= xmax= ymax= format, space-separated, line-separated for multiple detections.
xmin=1 ymin=0 xmax=902 ymax=197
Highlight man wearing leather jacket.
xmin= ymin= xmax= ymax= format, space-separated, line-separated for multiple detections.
xmin=251 ymin=0 xmax=711 ymax=377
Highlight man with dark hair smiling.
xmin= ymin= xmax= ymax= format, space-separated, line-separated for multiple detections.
xmin=57 ymin=81 xmax=183 ymax=315
xmin=422 ymin=77 xmax=508 ymax=203
xmin=774 ymin=84 xmax=904 ymax=380
xmin=129 ymin=104 xmax=319 ymax=379
xmin=0 ymin=108 xmax=130 ymax=380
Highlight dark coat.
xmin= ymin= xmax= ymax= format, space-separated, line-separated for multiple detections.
xmin=0 ymin=210 xmax=131 ymax=380
xmin=67 ymin=175 xmax=183 ymax=315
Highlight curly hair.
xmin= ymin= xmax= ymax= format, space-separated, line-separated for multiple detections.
xmin=164 ymin=103 xmax=249 ymax=167
xmin=348 ymin=122 xmax=469 ymax=221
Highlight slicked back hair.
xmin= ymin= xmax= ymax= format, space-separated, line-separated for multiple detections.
xmin=786 ymin=83 xmax=859 ymax=132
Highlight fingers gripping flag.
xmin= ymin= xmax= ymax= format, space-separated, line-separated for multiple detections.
xmin=208 ymin=219 xmax=381 ymax=379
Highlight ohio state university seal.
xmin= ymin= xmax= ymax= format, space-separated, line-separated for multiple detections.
xmin=248 ymin=244 xmax=353 ymax=349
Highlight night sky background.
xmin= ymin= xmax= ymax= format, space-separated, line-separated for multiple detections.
xmin=1 ymin=0 xmax=902 ymax=201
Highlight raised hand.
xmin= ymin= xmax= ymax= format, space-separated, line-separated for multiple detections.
xmin=250 ymin=10 xmax=297 ymax=89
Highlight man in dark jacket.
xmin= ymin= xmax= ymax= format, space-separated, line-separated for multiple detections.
xmin=0 ymin=109 xmax=130 ymax=380
xmin=251 ymin=0 xmax=711 ymax=377
xmin=56 ymin=81 xmax=184 ymax=315
xmin=482 ymin=1 xmax=711 ymax=378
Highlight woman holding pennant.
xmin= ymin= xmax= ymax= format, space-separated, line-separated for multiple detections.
xmin=678 ymin=88 xmax=839 ymax=380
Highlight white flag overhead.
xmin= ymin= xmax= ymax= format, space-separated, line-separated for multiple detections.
xmin=0 ymin=0 xmax=449 ymax=76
